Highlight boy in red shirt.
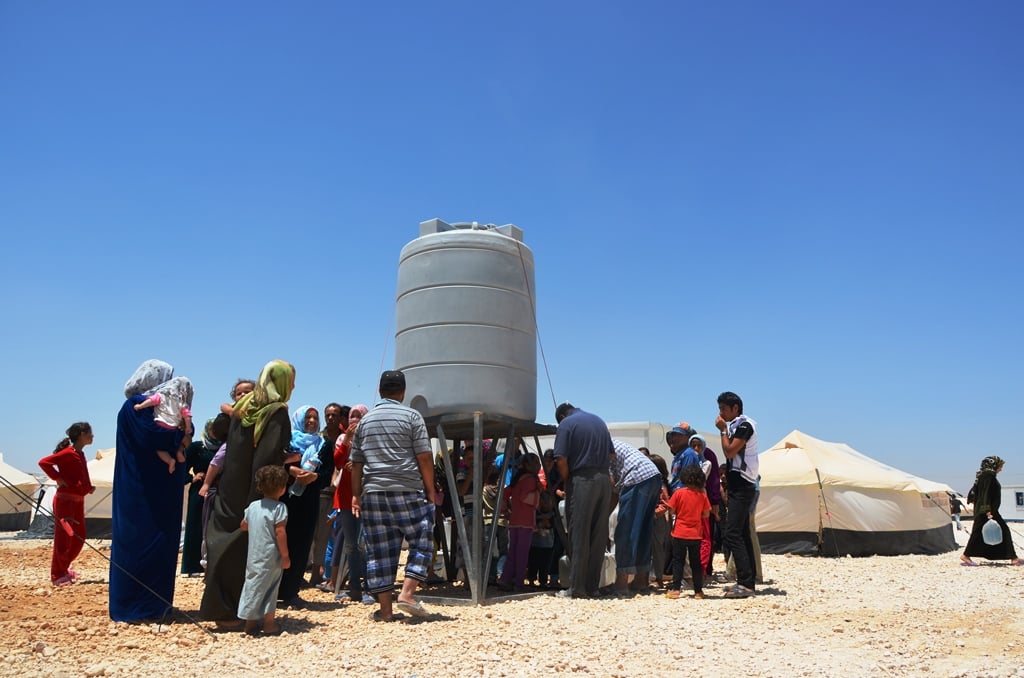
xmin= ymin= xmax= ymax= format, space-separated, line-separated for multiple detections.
xmin=665 ymin=463 xmax=710 ymax=600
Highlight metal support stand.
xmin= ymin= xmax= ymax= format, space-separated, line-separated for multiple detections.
xmin=430 ymin=412 xmax=556 ymax=604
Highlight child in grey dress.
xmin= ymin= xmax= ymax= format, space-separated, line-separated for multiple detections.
xmin=239 ymin=465 xmax=290 ymax=635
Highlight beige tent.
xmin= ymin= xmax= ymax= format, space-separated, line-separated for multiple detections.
xmin=32 ymin=448 xmax=188 ymax=539
xmin=33 ymin=448 xmax=116 ymax=537
xmin=0 ymin=453 xmax=40 ymax=531
xmin=757 ymin=430 xmax=957 ymax=556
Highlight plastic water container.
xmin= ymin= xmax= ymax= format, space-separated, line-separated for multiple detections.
xmin=395 ymin=219 xmax=537 ymax=421
xmin=288 ymin=457 xmax=320 ymax=497
xmin=981 ymin=518 xmax=1003 ymax=545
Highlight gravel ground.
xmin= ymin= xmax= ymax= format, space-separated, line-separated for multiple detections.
xmin=2 ymin=528 xmax=1023 ymax=678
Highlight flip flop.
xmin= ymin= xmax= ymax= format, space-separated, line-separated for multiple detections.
xmin=368 ymin=610 xmax=405 ymax=623
xmin=262 ymin=625 xmax=284 ymax=636
xmin=396 ymin=600 xmax=430 ymax=618
xmin=960 ymin=561 xmax=979 ymax=567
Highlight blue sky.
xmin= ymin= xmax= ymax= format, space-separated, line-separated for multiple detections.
xmin=1 ymin=2 xmax=1021 ymax=493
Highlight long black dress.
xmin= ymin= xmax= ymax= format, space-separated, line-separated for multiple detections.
xmin=963 ymin=472 xmax=1019 ymax=561
xmin=181 ymin=440 xmax=216 ymax=574
xmin=199 ymin=409 xmax=291 ymax=621
xmin=277 ymin=439 xmax=334 ymax=602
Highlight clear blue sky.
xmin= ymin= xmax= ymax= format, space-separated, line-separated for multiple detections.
xmin=2 ymin=2 xmax=1021 ymax=493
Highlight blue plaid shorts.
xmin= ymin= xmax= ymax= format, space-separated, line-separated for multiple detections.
xmin=361 ymin=491 xmax=435 ymax=595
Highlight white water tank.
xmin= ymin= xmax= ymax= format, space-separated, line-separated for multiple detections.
xmin=395 ymin=219 xmax=537 ymax=421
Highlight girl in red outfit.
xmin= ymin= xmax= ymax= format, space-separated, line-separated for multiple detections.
xmin=497 ymin=454 xmax=541 ymax=591
xmin=38 ymin=422 xmax=96 ymax=585
xmin=665 ymin=463 xmax=710 ymax=600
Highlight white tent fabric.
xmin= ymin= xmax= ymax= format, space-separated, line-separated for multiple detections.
xmin=31 ymin=447 xmax=188 ymax=539
xmin=0 ymin=453 xmax=40 ymax=531
xmin=757 ymin=430 xmax=957 ymax=556
xmin=33 ymin=448 xmax=117 ymax=537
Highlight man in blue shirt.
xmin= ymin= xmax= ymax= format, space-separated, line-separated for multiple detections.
xmin=667 ymin=423 xmax=699 ymax=493
xmin=553 ymin=402 xmax=613 ymax=599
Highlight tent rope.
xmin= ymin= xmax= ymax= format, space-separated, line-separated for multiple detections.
xmin=814 ymin=468 xmax=842 ymax=557
xmin=0 ymin=471 xmax=215 ymax=640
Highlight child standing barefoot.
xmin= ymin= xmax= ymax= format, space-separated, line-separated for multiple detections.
xmin=239 ymin=465 xmax=291 ymax=635
xmin=665 ymin=463 xmax=710 ymax=600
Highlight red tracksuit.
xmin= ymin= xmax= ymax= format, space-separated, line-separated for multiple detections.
xmin=38 ymin=446 xmax=94 ymax=581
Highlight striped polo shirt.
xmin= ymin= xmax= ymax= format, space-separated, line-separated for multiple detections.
xmin=610 ymin=439 xmax=660 ymax=492
xmin=350 ymin=399 xmax=432 ymax=493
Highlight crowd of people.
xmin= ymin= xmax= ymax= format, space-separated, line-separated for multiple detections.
xmin=38 ymin=360 xmax=1019 ymax=632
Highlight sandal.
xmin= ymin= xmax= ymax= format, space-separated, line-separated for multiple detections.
xmin=396 ymin=600 xmax=430 ymax=618
xmin=368 ymin=610 xmax=405 ymax=623
xmin=723 ymin=584 xmax=754 ymax=598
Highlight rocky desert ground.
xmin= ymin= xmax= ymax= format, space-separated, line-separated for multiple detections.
xmin=2 ymin=527 xmax=1022 ymax=677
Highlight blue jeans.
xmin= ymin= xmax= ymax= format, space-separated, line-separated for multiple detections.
xmin=338 ymin=509 xmax=366 ymax=597
xmin=614 ymin=474 xmax=661 ymax=574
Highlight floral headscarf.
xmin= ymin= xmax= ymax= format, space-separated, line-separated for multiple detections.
xmin=145 ymin=376 xmax=194 ymax=408
xmin=976 ymin=455 xmax=1005 ymax=480
xmin=233 ymin=359 xmax=295 ymax=444
xmin=124 ymin=359 xmax=174 ymax=398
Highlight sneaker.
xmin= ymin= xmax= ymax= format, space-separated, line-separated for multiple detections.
xmin=665 ymin=590 xmax=681 ymax=599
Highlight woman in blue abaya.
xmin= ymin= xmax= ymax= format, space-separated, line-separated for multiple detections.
xmin=109 ymin=359 xmax=193 ymax=622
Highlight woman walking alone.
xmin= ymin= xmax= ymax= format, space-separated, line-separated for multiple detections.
xmin=38 ymin=422 xmax=96 ymax=585
xmin=961 ymin=456 xmax=1023 ymax=567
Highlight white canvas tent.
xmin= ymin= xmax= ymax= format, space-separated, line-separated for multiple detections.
xmin=0 ymin=453 xmax=40 ymax=531
xmin=757 ymin=430 xmax=957 ymax=556
xmin=32 ymin=448 xmax=117 ymax=538
xmin=30 ymin=447 xmax=189 ymax=540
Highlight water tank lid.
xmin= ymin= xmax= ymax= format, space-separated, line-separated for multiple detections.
xmin=419 ymin=218 xmax=523 ymax=243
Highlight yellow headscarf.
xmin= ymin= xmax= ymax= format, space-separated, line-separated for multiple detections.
xmin=233 ymin=359 xmax=295 ymax=444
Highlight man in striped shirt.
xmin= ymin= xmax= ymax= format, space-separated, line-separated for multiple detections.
xmin=609 ymin=439 xmax=662 ymax=594
xmin=351 ymin=370 xmax=437 ymax=621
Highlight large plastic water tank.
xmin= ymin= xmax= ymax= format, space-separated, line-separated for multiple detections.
xmin=395 ymin=219 xmax=537 ymax=421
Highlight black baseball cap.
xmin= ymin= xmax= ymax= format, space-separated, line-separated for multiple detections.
xmin=379 ymin=370 xmax=406 ymax=391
